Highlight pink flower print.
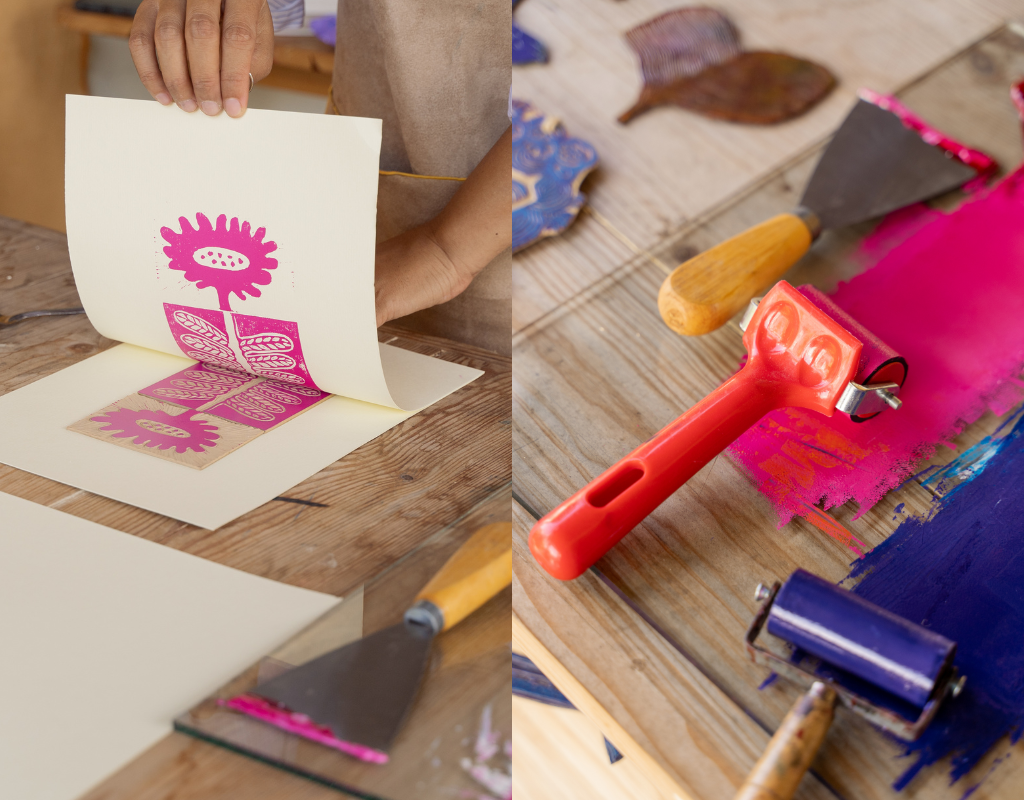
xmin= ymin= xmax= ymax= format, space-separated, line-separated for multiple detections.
xmin=140 ymin=363 xmax=254 ymax=410
xmin=232 ymin=313 xmax=320 ymax=389
xmin=90 ymin=407 xmax=220 ymax=453
xmin=164 ymin=304 xmax=248 ymax=373
xmin=161 ymin=213 xmax=278 ymax=312
xmin=205 ymin=380 xmax=327 ymax=431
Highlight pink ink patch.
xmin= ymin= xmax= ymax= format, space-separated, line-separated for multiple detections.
xmin=729 ymin=166 xmax=1024 ymax=529
xmin=221 ymin=694 xmax=389 ymax=764
xmin=206 ymin=380 xmax=327 ymax=431
xmin=89 ymin=407 xmax=219 ymax=453
xmin=139 ymin=362 xmax=255 ymax=410
xmin=164 ymin=303 xmax=245 ymax=372
xmin=161 ymin=213 xmax=277 ymax=312
xmin=231 ymin=312 xmax=319 ymax=389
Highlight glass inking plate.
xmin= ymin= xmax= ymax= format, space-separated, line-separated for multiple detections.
xmin=174 ymin=584 xmax=511 ymax=800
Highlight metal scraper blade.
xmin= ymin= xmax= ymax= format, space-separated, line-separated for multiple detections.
xmin=800 ymin=99 xmax=977 ymax=231
xmin=251 ymin=621 xmax=434 ymax=755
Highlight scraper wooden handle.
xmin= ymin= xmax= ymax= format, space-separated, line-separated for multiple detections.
xmin=658 ymin=213 xmax=813 ymax=336
xmin=415 ymin=522 xmax=512 ymax=632
xmin=734 ymin=682 xmax=836 ymax=800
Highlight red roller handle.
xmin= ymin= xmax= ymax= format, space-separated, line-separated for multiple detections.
xmin=530 ymin=369 xmax=778 ymax=580
xmin=529 ymin=281 xmax=865 ymax=581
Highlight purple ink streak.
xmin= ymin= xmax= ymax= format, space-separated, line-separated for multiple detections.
xmin=842 ymin=409 xmax=1024 ymax=792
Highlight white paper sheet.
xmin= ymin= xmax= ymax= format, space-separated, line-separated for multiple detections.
xmin=0 ymin=344 xmax=481 ymax=529
xmin=0 ymin=97 xmax=486 ymax=527
xmin=0 ymin=490 xmax=341 ymax=800
xmin=64 ymin=94 xmax=477 ymax=410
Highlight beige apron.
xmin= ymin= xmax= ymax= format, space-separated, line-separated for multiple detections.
xmin=327 ymin=0 xmax=512 ymax=355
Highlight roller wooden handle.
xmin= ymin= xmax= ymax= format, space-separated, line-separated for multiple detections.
xmin=415 ymin=522 xmax=512 ymax=632
xmin=734 ymin=683 xmax=836 ymax=800
xmin=658 ymin=213 xmax=813 ymax=336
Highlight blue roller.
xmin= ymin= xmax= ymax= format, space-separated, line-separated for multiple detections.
xmin=767 ymin=569 xmax=956 ymax=708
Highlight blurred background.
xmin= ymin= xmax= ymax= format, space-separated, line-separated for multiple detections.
xmin=0 ymin=0 xmax=332 ymax=233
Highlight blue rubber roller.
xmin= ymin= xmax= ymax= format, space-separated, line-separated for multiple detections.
xmin=767 ymin=568 xmax=956 ymax=708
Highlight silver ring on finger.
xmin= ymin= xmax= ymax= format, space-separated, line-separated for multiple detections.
xmin=249 ymin=73 xmax=255 ymax=92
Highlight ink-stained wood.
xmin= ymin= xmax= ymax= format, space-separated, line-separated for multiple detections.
xmin=513 ymin=28 xmax=1024 ymax=800
xmin=511 ymin=0 xmax=1008 ymax=331
xmin=0 ymin=215 xmax=511 ymax=799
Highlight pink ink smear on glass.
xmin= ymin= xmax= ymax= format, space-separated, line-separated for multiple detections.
xmin=729 ymin=158 xmax=1024 ymax=534
xmin=161 ymin=213 xmax=277 ymax=312
xmin=220 ymin=694 xmax=389 ymax=764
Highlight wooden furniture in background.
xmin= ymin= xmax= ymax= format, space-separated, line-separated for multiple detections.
xmin=55 ymin=4 xmax=334 ymax=96
xmin=0 ymin=214 xmax=510 ymax=800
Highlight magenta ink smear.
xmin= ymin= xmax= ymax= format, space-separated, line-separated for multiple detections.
xmin=161 ymin=213 xmax=278 ymax=312
xmin=220 ymin=695 xmax=390 ymax=764
xmin=840 ymin=409 xmax=1024 ymax=792
xmin=729 ymin=164 xmax=1024 ymax=531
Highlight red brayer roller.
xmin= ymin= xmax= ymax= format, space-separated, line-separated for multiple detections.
xmin=529 ymin=280 xmax=907 ymax=580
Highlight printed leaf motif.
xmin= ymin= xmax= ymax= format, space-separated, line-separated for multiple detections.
xmin=180 ymin=333 xmax=235 ymax=360
xmin=172 ymin=310 xmax=230 ymax=345
xmin=256 ymin=370 xmax=306 ymax=385
xmin=239 ymin=333 xmax=295 ymax=353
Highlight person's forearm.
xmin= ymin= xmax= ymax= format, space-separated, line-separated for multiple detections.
xmin=373 ymin=126 xmax=513 ymax=326
xmin=426 ymin=126 xmax=513 ymax=283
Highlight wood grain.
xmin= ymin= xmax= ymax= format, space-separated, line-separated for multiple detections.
xmin=511 ymin=696 xmax=665 ymax=800
xmin=0 ymin=0 xmax=83 ymax=231
xmin=0 ymin=217 xmax=511 ymax=799
xmin=512 ymin=28 xmax=1024 ymax=800
xmin=168 ymin=488 xmax=511 ymax=800
xmin=511 ymin=0 xmax=1002 ymax=330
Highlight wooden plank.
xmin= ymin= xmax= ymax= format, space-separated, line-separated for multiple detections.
xmin=83 ymin=486 xmax=511 ymax=800
xmin=512 ymin=29 xmax=1024 ymax=799
xmin=511 ymin=696 xmax=664 ymax=800
xmin=55 ymin=5 xmax=132 ymax=37
xmin=513 ymin=503 xmax=834 ymax=800
xmin=511 ymin=0 xmax=1002 ymax=329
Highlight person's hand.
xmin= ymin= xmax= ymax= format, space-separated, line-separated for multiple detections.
xmin=374 ymin=224 xmax=475 ymax=327
xmin=129 ymin=0 xmax=274 ymax=118
xmin=375 ymin=126 xmax=513 ymax=326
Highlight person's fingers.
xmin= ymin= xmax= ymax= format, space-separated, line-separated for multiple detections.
xmin=220 ymin=0 xmax=263 ymax=118
xmin=128 ymin=0 xmax=172 ymax=105
xmin=184 ymin=0 xmax=224 ymax=115
xmin=153 ymin=0 xmax=196 ymax=111
xmin=252 ymin=1 xmax=275 ymax=81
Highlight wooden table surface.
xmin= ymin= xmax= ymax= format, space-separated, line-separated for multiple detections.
xmin=0 ymin=215 xmax=511 ymax=799
xmin=512 ymin=22 xmax=1024 ymax=800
